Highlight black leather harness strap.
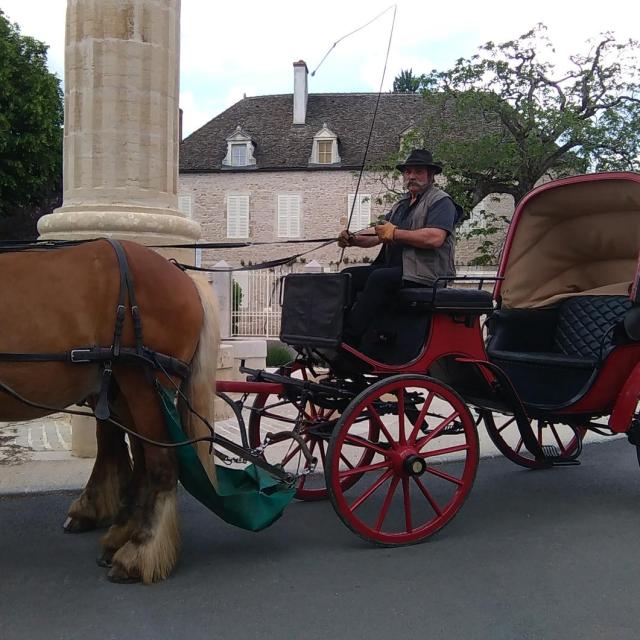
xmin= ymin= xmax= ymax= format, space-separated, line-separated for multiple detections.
xmin=0 ymin=239 xmax=191 ymax=419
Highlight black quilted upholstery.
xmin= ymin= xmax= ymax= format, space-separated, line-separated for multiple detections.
xmin=553 ymin=295 xmax=632 ymax=359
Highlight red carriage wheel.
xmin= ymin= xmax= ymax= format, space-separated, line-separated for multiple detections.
xmin=248 ymin=362 xmax=378 ymax=501
xmin=482 ymin=411 xmax=586 ymax=469
xmin=326 ymin=375 xmax=479 ymax=545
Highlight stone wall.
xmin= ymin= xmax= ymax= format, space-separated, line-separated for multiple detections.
xmin=179 ymin=170 xmax=514 ymax=268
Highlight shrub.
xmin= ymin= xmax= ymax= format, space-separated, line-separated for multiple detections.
xmin=266 ymin=343 xmax=294 ymax=367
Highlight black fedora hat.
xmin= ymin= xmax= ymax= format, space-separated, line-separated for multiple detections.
xmin=396 ymin=149 xmax=443 ymax=174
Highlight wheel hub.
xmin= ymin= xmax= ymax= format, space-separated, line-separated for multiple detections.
xmin=403 ymin=454 xmax=427 ymax=477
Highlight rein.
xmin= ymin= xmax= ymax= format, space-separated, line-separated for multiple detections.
xmin=0 ymin=236 xmax=340 ymax=273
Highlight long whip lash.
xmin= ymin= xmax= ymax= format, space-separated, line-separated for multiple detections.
xmin=313 ymin=5 xmax=398 ymax=269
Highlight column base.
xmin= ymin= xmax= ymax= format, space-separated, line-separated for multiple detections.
xmin=38 ymin=205 xmax=201 ymax=263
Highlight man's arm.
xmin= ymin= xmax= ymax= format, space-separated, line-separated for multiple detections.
xmin=351 ymin=231 xmax=381 ymax=248
xmin=393 ymin=227 xmax=447 ymax=248
xmin=376 ymin=198 xmax=456 ymax=248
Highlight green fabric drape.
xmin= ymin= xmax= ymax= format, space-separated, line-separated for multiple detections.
xmin=158 ymin=387 xmax=296 ymax=532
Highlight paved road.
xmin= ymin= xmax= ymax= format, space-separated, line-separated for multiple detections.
xmin=2 ymin=438 xmax=640 ymax=640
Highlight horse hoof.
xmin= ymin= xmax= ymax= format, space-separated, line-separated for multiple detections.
xmin=107 ymin=564 xmax=141 ymax=584
xmin=63 ymin=516 xmax=96 ymax=534
xmin=96 ymin=553 xmax=113 ymax=568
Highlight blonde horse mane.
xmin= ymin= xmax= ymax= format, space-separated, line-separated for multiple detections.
xmin=178 ymin=274 xmax=220 ymax=488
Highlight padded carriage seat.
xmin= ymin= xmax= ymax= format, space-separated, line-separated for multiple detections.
xmin=487 ymin=295 xmax=633 ymax=407
xmin=398 ymin=287 xmax=494 ymax=313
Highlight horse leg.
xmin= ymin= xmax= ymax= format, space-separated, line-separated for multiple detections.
xmin=96 ymin=435 xmax=145 ymax=568
xmin=101 ymin=369 xmax=180 ymax=584
xmin=64 ymin=415 xmax=133 ymax=533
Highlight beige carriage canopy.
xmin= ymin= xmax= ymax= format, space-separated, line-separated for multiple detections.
xmin=497 ymin=173 xmax=640 ymax=309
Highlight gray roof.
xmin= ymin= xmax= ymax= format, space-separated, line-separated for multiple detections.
xmin=179 ymin=93 xmax=435 ymax=172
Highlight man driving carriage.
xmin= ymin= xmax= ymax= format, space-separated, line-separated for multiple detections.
xmin=337 ymin=149 xmax=463 ymax=346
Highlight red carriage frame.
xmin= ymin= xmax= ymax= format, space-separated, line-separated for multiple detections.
xmin=216 ymin=171 xmax=640 ymax=547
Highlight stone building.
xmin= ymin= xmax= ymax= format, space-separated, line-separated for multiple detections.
xmin=178 ymin=61 xmax=511 ymax=269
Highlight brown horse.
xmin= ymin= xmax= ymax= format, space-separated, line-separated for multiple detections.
xmin=0 ymin=239 xmax=219 ymax=583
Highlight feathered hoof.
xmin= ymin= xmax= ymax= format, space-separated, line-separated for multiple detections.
xmin=107 ymin=563 xmax=141 ymax=584
xmin=96 ymin=551 xmax=113 ymax=568
xmin=63 ymin=515 xmax=97 ymax=534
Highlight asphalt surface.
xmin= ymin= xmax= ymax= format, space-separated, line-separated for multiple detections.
xmin=2 ymin=438 xmax=640 ymax=640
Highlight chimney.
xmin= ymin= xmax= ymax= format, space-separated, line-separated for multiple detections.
xmin=293 ymin=60 xmax=308 ymax=125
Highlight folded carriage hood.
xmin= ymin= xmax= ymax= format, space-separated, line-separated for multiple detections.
xmin=496 ymin=172 xmax=640 ymax=309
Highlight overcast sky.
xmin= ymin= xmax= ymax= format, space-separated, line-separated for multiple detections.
xmin=2 ymin=0 xmax=639 ymax=137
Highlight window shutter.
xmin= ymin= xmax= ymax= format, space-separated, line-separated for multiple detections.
xmin=178 ymin=194 xmax=193 ymax=219
xmin=348 ymin=194 xmax=371 ymax=232
xmin=278 ymin=195 xmax=301 ymax=237
xmin=227 ymin=194 xmax=249 ymax=238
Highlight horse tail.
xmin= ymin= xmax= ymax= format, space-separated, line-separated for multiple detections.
xmin=178 ymin=274 xmax=220 ymax=488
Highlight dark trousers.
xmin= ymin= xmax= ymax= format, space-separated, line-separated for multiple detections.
xmin=342 ymin=265 xmax=403 ymax=344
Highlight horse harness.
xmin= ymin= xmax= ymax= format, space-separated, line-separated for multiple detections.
xmin=0 ymin=239 xmax=190 ymax=420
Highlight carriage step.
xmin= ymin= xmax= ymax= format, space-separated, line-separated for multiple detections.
xmin=541 ymin=445 xmax=581 ymax=466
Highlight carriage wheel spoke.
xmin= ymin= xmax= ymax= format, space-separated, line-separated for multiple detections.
xmin=415 ymin=411 xmax=460 ymax=451
xmin=318 ymin=438 xmax=327 ymax=467
xmin=344 ymin=434 xmax=389 ymax=456
xmin=397 ymin=389 xmax=406 ymax=446
xmin=515 ymin=437 xmax=525 ymax=454
xmin=425 ymin=465 xmax=464 ymax=486
xmin=497 ymin=416 xmax=516 ymax=434
xmin=350 ymin=469 xmax=394 ymax=512
xmin=537 ymin=423 xmax=544 ymax=446
xmin=368 ymin=405 xmax=397 ymax=448
xmin=339 ymin=460 xmax=390 ymax=479
xmin=339 ymin=453 xmax=355 ymax=470
xmin=374 ymin=476 xmax=400 ymax=530
xmin=402 ymin=477 xmax=413 ymax=533
xmin=408 ymin=392 xmax=434 ymax=444
xmin=413 ymin=477 xmax=442 ymax=516
xmin=281 ymin=442 xmax=303 ymax=467
xmin=549 ymin=423 xmax=566 ymax=452
xmin=421 ymin=443 xmax=470 ymax=458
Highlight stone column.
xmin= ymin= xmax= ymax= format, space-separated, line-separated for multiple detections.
xmin=38 ymin=0 xmax=199 ymax=260
xmin=43 ymin=0 xmax=200 ymax=457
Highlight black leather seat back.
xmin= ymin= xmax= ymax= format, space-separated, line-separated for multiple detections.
xmin=553 ymin=295 xmax=632 ymax=359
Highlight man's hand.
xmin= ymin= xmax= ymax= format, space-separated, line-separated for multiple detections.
xmin=337 ymin=229 xmax=354 ymax=248
xmin=375 ymin=221 xmax=396 ymax=244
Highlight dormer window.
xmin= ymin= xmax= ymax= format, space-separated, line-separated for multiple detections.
xmin=310 ymin=124 xmax=340 ymax=166
xmin=223 ymin=126 xmax=256 ymax=168
xmin=231 ymin=143 xmax=247 ymax=166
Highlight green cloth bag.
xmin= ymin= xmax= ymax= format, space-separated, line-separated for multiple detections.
xmin=158 ymin=387 xmax=296 ymax=532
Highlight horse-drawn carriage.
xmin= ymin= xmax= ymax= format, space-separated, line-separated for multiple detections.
xmin=217 ymin=171 xmax=640 ymax=544
xmin=2 ymin=171 xmax=639 ymax=581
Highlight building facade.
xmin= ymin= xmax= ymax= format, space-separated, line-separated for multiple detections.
xmin=179 ymin=61 xmax=511 ymax=269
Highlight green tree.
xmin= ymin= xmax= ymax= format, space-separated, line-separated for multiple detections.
xmin=417 ymin=24 xmax=640 ymax=211
xmin=381 ymin=25 xmax=640 ymax=264
xmin=392 ymin=68 xmax=424 ymax=93
xmin=0 ymin=10 xmax=63 ymax=228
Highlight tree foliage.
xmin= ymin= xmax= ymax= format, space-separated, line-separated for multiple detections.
xmin=392 ymin=69 xmax=424 ymax=93
xmin=411 ymin=24 xmax=640 ymax=211
xmin=385 ymin=24 xmax=640 ymax=264
xmin=0 ymin=10 xmax=63 ymax=222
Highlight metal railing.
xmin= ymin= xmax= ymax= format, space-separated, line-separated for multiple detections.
xmin=231 ymin=270 xmax=286 ymax=337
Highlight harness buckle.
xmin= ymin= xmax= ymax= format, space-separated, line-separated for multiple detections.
xmin=70 ymin=349 xmax=93 ymax=363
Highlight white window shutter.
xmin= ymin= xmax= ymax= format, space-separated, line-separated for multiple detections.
xmin=227 ymin=194 xmax=249 ymax=238
xmin=359 ymin=195 xmax=371 ymax=229
xmin=348 ymin=194 xmax=371 ymax=232
xmin=278 ymin=195 xmax=300 ymax=237
xmin=178 ymin=194 xmax=193 ymax=219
